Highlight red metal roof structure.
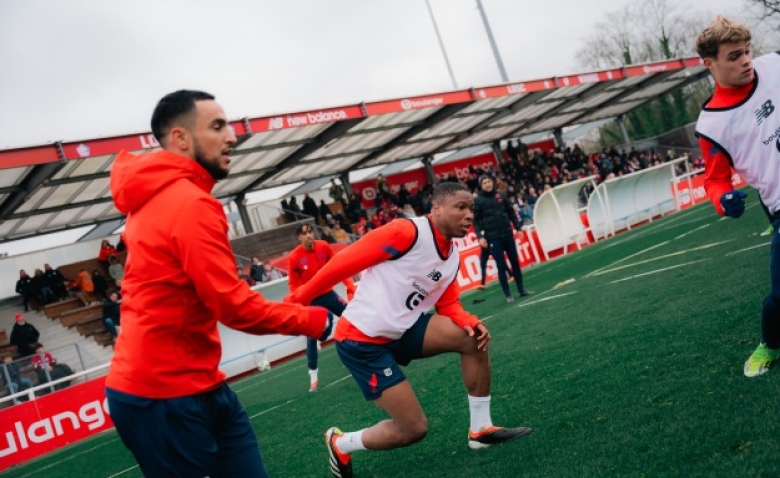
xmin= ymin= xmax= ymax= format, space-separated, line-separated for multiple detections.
xmin=0 ymin=57 xmax=710 ymax=243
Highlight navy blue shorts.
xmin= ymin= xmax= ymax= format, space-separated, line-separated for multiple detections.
xmin=335 ymin=313 xmax=432 ymax=401
xmin=106 ymin=382 xmax=267 ymax=478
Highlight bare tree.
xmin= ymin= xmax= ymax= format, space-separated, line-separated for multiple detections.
xmin=747 ymin=0 xmax=780 ymax=16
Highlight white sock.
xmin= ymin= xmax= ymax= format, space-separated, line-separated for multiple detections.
xmin=336 ymin=430 xmax=367 ymax=453
xmin=309 ymin=369 xmax=318 ymax=384
xmin=468 ymin=395 xmax=493 ymax=432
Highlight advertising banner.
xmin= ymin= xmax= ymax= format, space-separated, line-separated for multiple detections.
xmin=0 ymin=377 xmax=112 ymax=471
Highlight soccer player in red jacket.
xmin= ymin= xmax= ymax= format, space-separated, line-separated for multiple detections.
xmin=695 ymin=16 xmax=780 ymax=376
xmin=288 ymin=182 xmax=532 ymax=478
xmin=288 ymin=223 xmax=356 ymax=391
xmin=107 ymin=90 xmax=333 ymax=477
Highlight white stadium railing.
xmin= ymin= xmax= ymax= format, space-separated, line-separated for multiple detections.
xmin=586 ymin=159 xmax=684 ymax=240
xmin=533 ymin=175 xmax=600 ymax=261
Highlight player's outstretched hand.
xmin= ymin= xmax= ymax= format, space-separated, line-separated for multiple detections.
xmin=720 ymin=190 xmax=747 ymax=218
xmin=464 ymin=322 xmax=491 ymax=351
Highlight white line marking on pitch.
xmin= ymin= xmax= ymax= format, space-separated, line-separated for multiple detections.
xmin=674 ymin=223 xmax=710 ymax=240
xmin=248 ymin=374 xmax=352 ymax=420
xmin=587 ymin=240 xmax=671 ymax=277
xmin=590 ymin=241 xmax=730 ymax=277
xmin=725 ymin=242 xmax=770 ymax=256
xmin=106 ymin=466 xmax=139 ymax=478
xmin=608 ymin=260 xmax=708 ymax=284
xmin=479 ymin=291 xmax=577 ymax=321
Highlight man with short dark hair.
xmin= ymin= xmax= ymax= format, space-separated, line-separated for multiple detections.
xmin=15 ymin=270 xmax=35 ymax=312
xmin=473 ymin=175 xmax=532 ymax=302
xmin=695 ymin=16 xmax=780 ymax=377
xmin=288 ymin=223 xmax=355 ymax=392
xmin=288 ymin=182 xmax=532 ymax=478
xmin=106 ymin=90 xmax=333 ymax=477
xmin=43 ymin=264 xmax=67 ymax=300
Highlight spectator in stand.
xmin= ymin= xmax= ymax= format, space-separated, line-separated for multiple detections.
xmin=9 ymin=314 xmax=39 ymax=357
xmin=74 ymin=268 xmax=96 ymax=303
xmin=102 ymin=291 xmax=122 ymax=339
xmin=287 ymin=196 xmax=302 ymax=219
xmin=320 ymin=226 xmax=337 ymax=244
xmin=2 ymin=354 xmax=33 ymax=404
xmin=263 ymin=262 xmax=286 ymax=281
xmin=376 ymin=173 xmax=390 ymax=196
xmin=280 ymin=198 xmax=293 ymax=222
xmin=43 ymin=263 xmax=67 ymax=300
xmin=31 ymin=343 xmax=73 ymax=391
xmin=302 ymin=193 xmax=320 ymax=224
xmin=92 ymin=269 xmax=109 ymax=300
xmin=15 ymin=270 xmax=36 ymax=312
xmin=333 ymin=222 xmax=350 ymax=244
xmin=288 ymin=223 xmax=356 ymax=392
xmin=346 ymin=192 xmax=364 ymax=223
xmin=329 ymin=179 xmax=347 ymax=209
xmin=108 ymin=255 xmax=125 ymax=287
xmin=33 ymin=268 xmax=56 ymax=305
xmin=249 ymin=256 xmax=265 ymax=284
xmin=237 ymin=266 xmax=252 ymax=286
xmin=116 ymin=234 xmax=127 ymax=253
xmin=473 ymin=175 xmax=532 ymax=302
xmin=98 ymin=239 xmax=119 ymax=263
xmin=319 ymin=199 xmax=332 ymax=223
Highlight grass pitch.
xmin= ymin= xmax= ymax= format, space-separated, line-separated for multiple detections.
xmin=3 ymin=194 xmax=780 ymax=478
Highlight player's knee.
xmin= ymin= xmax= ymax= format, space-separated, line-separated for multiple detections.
xmin=405 ymin=420 xmax=428 ymax=444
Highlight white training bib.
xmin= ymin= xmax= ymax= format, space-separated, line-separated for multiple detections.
xmin=696 ymin=53 xmax=780 ymax=214
xmin=344 ymin=216 xmax=460 ymax=340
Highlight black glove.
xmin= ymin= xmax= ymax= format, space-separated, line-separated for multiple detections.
xmin=719 ymin=190 xmax=747 ymax=218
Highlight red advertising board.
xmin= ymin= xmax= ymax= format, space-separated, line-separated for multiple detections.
xmin=0 ymin=145 xmax=61 ymax=170
xmin=433 ymin=153 xmax=496 ymax=181
xmin=365 ymin=91 xmax=473 ymax=116
xmin=675 ymin=172 xmax=746 ymax=210
xmin=455 ymin=228 xmax=540 ymax=292
xmin=0 ymin=377 xmax=113 ymax=471
xmin=248 ymin=105 xmax=364 ymax=133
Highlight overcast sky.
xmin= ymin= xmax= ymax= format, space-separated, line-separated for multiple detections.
xmin=0 ymin=0 xmax=743 ymax=150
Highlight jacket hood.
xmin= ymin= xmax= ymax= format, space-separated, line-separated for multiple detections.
xmin=110 ymin=150 xmax=216 ymax=214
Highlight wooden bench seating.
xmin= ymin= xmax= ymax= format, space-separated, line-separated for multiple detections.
xmin=59 ymin=304 xmax=102 ymax=328
xmin=43 ymin=298 xmax=84 ymax=320
xmin=75 ymin=317 xmax=107 ymax=338
xmin=0 ymin=344 xmax=18 ymax=358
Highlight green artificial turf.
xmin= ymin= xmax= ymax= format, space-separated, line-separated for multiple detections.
xmin=4 ymin=194 xmax=779 ymax=478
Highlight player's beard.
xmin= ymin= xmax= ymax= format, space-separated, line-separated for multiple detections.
xmin=194 ymin=139 xmax=229 ymax=181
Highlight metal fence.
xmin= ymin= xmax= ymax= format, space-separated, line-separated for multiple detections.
xmin=0 ymin=342 xmax=107 ymax=407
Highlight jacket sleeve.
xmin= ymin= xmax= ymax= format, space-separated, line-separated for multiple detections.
xmin=472 ymin=197 xmax=485 ymax=240
xmin=172 ymin=196 xmax=328 ymax=339
xmin=699 ymin=135 xmax=735 ymax=216
xmin=287 ymin=252 xmax=302 ymax=293
xmin=502 ymin=192 xmax=523 ymax=230
xmin=288 ymin=219 xmax=416 ymax=305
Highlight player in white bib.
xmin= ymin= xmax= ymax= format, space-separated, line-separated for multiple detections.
xmin=287 ymin=182 xmax=532 ymax=478
xmin=695 ymin=16 xmax=780 ymax=377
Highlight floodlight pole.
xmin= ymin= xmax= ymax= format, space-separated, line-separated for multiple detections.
xmin=475 ymin=0 xmax=509 ymax=83
xmin=425 ymin=0 xmax=458 ymax=89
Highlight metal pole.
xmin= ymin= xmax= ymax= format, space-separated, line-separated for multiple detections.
xmin=425 ymin=0 xmax=458 ymax=89
xmin=475 ymin=0 xmax=509 ymax=82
